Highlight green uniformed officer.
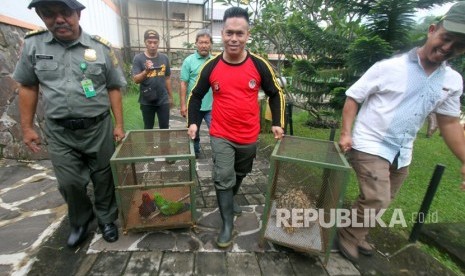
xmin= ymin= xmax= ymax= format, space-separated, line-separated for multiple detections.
xmin=13 ymin=0 xmax=126 ymax=247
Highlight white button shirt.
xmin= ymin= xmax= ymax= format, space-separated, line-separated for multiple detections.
xmin=347 ymin=48 xmax=463 ymax=168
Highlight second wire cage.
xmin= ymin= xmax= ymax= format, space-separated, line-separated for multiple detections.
xmin=260 ymin=135 xmax=351 ymax=263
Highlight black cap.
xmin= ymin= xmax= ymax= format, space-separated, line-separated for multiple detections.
xmin=144 ymin=30 xmax=160 ymax=41
xmin=28 ymin=0 xmax=86 ymax=10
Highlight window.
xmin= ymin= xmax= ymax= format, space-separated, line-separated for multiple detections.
xmin=172 ymin=12 xmax=185 ymax=29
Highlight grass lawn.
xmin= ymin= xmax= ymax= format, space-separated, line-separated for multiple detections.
xmin=122 ymin=90 xmax=464 ymax=273
xmin=123 ymin=93 xmax=465 ymax=227
xmin=261 ymin=108 xmax=465 ymax=274
xmin=277 ymin=109 xmax=465 ymax=227
xmin=122 ymin=88 xmax=144 ymax=130
xmin=122 ymin=83 xmax=180 ymax=131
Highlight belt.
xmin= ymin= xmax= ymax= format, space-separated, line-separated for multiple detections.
xmin=53 ymin=110 xmax=110 ymax=130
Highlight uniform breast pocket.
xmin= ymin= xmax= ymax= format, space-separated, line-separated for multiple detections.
xmin=86 ymin=64 xmax=105 ymax=87
xmin=35 ymin=60 xmax=59 ymax=82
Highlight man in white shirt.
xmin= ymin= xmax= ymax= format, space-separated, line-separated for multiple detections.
xmin=337 ymin=1 xmax=465 ymax=263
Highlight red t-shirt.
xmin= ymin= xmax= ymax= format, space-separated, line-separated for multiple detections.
xmin=188 ymin=51 xmax=285 ymax=144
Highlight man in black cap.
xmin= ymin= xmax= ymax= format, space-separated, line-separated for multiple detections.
xmin=337 ymin=1 xmax=465 ymax=263
xmin=13 ymin=0 xmax=126 ymax=247
xmin=132 ymin=29 xmax=174 ymax=130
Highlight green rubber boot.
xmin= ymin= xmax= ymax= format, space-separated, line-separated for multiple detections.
xmin=232 ymin=175 xmax=244 ymax=216
xmin=216 ymin=188 xmax=234 ymax=248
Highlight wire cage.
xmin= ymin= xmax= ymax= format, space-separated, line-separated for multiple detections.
xmin=260 ymin=135 xmax=351 ymax=263
xmin=110 ymin=129 xmax=197 ymax=234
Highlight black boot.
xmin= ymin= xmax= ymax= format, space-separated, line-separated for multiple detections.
xmin=232 ymin=175 xmax=244 ymax=216
xmin=67 ymin=213 xmax=94 ymax=247
xmin=216 ymin=188 xmax=234 ymax=248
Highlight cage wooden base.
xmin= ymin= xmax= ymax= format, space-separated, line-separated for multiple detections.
xmin=122 ymin=186 xmax=193 ymax=233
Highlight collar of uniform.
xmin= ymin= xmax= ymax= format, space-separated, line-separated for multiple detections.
xmin=78 ymin=30 xmax=94 ymax=48
xmin=408 ymin=47 xmax=446 ymax=70
xmin=46 ymin=27 xmax=90 ymax=47
xmin=43 ymin=31 xmax=54 ymax=43
xmin=195 ymin=51 xmax=211 ymax=59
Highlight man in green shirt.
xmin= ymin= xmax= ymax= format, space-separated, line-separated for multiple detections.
xmin=13 ymin=0 xmax=126 ymax=247
xmin=180 ymin=29 xmax=213 ymax=158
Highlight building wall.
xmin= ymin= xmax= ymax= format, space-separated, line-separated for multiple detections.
xmin=128 ymin=1 xmax=206 ymax=52
xmin=0 ymin=23 xmax=34 ymax=159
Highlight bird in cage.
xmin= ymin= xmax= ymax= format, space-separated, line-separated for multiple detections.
xmin=153 ymin=192 xmax=190 ymax=216
xmin=276 ymin=188 xmax=312 ymax=234
xmin=138 ymin=192 xmax=157 ymax=218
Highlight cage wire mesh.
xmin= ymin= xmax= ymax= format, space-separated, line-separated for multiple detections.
xmin=262 ymin=136 xmax=350 ymax=256
xmin=111 ymin=129 xmax=197 ymax=233
xmin=116 ymin=129 xmax=191 ymax=158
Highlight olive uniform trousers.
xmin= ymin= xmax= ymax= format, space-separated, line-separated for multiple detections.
xmin=45 ymin=115 xmax=118 ymax=227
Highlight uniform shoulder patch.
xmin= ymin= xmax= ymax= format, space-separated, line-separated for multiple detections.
xmin=92 ymin=35 xmax=118 ymax=66
xmin=91 ymin=35 xmax=112 ymax=48
xmin=25 ymin=29 xmax=47 ymax=38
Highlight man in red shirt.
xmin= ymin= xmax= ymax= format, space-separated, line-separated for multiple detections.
xmin=187 ymin=7 xmax=285 ymax=248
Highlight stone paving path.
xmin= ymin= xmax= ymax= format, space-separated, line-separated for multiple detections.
xmin=0 ymin=110 xmax=461 ymax=275
xmin=0 ymin=159 xmax=67 ymax=275
xmin=82 ymin=112 xmax=360 ymax=275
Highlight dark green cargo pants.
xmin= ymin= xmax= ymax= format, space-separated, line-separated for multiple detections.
xmin=45 ymin=115 xmax=118 ymax=227
xmin=210 ymin=136 xmax=257 ymax=191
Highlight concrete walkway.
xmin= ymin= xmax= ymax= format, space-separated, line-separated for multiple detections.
xmin=0 ymin=158 xmax=66 ymax=275
xmin=0 ymin=110 xmax=461 ymax=275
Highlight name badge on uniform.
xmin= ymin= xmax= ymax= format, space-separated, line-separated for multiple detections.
xmin=84 ymin=49 xmax=97 ymax=62
xmin=35 ymin=54 xmax=54 ymax=60
xmin=81 ymin=79 xmax=96 ymax=98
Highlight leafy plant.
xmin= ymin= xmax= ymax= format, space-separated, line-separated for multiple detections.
xmin=346 ymin=35 xmax=393 ymax=74
xmin=365 ymin=0 xmax=416 ymax=51
xmin=329 ymin=87 xmax=347 ymax=111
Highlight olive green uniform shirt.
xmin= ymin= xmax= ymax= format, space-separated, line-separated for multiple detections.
xmin=13 ymin=29 xmax=126 ymax=226
xmin=13 ymin=29 xmax=127 ymax=119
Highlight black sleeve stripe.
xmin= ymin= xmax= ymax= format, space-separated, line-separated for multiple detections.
xmin=250 ymin=53 xmax=283 ymax=90
xmin=188 ymin=54 xmax=218 ymax=97
xmin=186 ymin=54 xmax=221 ymax=127
xmin=250 ymin=52 xmax=286 ymax=128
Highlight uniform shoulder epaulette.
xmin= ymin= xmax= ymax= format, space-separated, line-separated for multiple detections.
xmin=91 ymin=35 xmax=112 ymax=48
xmin=25 ymin=29 xmax=47 ymax=38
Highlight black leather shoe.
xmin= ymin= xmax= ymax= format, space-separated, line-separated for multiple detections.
xmin=99 ymin=222 xmax=118 ymax=243
xmin=67 ymin=215 xmax=94 ymax=247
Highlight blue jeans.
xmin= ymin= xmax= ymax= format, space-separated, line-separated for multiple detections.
xmin=194 ymin=110 xmax=211 ymax=154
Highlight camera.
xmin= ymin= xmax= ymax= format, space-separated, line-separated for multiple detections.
xmin=148 ymin=65 xmax=162 ymax=71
